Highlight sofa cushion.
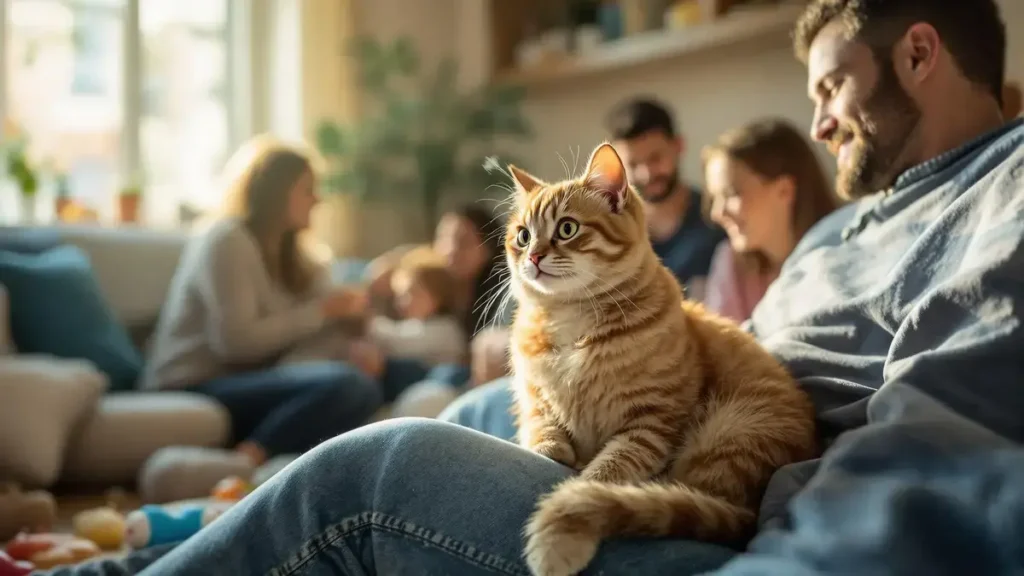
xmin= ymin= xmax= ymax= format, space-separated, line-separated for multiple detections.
xmin=0 ymin=228 xmax=62 ymax=254
xmin=57 ymin=226 xmax=187 ymax=326
xmin=61 ymin=392 xmax=230 ymax=485
xmin=0 ymin=245 xmax=144 ymax=392
xmin=0 ymin=356 xmax=107 ymax=487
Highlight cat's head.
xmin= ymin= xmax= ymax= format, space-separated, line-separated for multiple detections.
xmin=504 ymin=143 xmax=650 ymax=299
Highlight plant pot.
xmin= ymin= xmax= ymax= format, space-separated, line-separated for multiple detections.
xmin=118 ymin=195 xmax=141 ymax=224
xmin=19 ymin=195 xmax=37 ymax=224
xmin=55 ymin=197 xmax=73 ymax=219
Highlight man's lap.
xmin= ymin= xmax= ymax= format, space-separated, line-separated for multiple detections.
xmin=142 ymin=418 xmax=735 ymax=575
xmin=438 ymin=377 xmax=518 ymax=441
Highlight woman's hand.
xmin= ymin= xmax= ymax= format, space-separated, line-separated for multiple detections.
xmin=321 ymin=287 xmax=370 ymax=319
xmin=470 ymin=327 xmax=511 ymax=386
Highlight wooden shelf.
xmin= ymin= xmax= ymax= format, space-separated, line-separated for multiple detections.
xmin=494 ymin=2 xmax=805 ymax=87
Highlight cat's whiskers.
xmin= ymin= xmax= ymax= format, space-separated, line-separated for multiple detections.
xmin=474 ymin=270 xmax=513 ymax=333
xmin=572 ymin=267 xmax=642 ymax=319
xmin=494 ymin=286 xmax=516 ymax=330
xmin=573 ymin=269 xmax=628 ymax=324
xmin=565 ymin=270 xmax=602 ymax=325
xmin=557 ymin=152 xmax=572 ymax=181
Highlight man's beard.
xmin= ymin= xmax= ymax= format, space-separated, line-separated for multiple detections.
xmin=637 ymin=169 xmax=680 ymax=204
xmin=833 ymin=56 xmax=921 ymax=199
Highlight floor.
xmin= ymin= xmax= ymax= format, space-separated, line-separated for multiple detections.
xmin=55 ymin=492 xmax=142 ymax=532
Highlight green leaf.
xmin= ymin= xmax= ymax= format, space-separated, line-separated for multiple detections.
xmin=315 ymin=122 xmax=345 ymax=156
xmin=313 ymin=35 xmax=533 ymax=210
xmin=392 ymin=37 xmax=419 ymax=75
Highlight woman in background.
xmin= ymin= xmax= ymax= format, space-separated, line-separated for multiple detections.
xmin=138 ymin=135 xmax=383 ymax=502
xmin=367 ymin=205 xmax=504 ymax=338
xmin=702 ymin=118 xmax=841 ymax=322
xmin=365 ymin=205 xmax=508 ymax=417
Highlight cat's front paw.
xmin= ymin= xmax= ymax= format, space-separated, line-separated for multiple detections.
xmin=532 ymin=441 xmax=578 ymax=469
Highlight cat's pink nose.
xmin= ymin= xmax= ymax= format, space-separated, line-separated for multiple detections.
xmin=528 ymin=252 xmax=545 ymax=266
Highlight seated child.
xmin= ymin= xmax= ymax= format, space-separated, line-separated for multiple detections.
xmin=368 ymin=251 xmax=466 ymax=365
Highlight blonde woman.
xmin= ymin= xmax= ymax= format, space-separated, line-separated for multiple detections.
xmin=138 ymin=136 xmax=383 ymax=499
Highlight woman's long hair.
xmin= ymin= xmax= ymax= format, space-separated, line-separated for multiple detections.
xmin=449 ymin=205 xmax=504 ymax=335
xmin=218 ymin=135 xmax=323 ymax=295
xmin=701 ymin=118 xmax=841 ymax=272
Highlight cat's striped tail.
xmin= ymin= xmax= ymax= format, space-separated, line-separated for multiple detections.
xmin=523 ymin=478 xmax=754 ymax=576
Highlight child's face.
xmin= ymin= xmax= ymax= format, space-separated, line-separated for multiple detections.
xmin=393 ymin=275 xmax=439 ymax=320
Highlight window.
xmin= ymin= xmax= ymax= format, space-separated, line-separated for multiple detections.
xmin=4 ymin=0 xmax=124 ymax=222
xmin=1 ymin=0 xmax=245 ymax=226
xmin=140 ymin=0 xmax=230 ymax=221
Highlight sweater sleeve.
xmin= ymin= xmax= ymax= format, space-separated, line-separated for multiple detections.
xmin=193 ymin=224 xmax=327 ymax=364
xmin=370 ymin=316 xmax=467 ymax=365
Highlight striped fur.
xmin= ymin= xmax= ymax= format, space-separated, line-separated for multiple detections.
xmin=504 ymin=144 xmax=817 ymax=576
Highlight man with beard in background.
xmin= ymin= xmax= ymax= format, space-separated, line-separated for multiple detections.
xmin=605 ymin=98 xmax=725 ymax=300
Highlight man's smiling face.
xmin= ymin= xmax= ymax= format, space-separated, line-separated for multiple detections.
xmin=807 ymin=21 xmax=922 ymax=199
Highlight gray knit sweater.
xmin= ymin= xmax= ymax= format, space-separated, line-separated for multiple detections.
xmin=140 ymin=219 xmax=330 ymax=390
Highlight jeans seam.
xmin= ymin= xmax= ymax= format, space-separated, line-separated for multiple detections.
xmin=267 ymin=511 xmax=528 ymax=576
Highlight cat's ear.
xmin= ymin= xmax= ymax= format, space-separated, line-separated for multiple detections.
xmin=508 ymin=165 xmax=546 ymax=197
xmin=584 ymin=143 xmax=628 ymax=213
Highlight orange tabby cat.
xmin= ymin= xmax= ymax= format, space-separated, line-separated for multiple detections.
xmin=505 ymin=143 xmax=817 ymax=576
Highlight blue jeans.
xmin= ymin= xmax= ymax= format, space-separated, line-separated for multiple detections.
xmin=193 ymin=361 xmax=383 ymax=457
xmin=47 ymin=378 xmax=734 ymax=575
xmin=438 ymin=377 xmax=518 ymax=441
xmin=138 ymin=419 xmax=735 ymax=575
xmin=47 ymin=406 xmax=1024 ymax=576
xmin=380 ymin=360 xmax=471 ymax=401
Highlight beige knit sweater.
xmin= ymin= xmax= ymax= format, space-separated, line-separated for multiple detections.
xmin=140 ymin=219 xmax=333 ymax=390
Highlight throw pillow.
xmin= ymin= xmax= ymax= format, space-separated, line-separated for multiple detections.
xmin=0 ymin=356 xmax=107 ymax=486
xmin=0 ymin=245 xmax=144 ymax=392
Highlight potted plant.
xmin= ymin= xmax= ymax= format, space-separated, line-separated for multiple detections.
xmin=117 ymin=173 xmax=143 ymax=224
xmin=4 ymin=142 xmax=40 ymax=224
xmin=315 ymin=36 xmax=533 ymax=244
xmin=2 ymin=119 xmax=42 ymax=223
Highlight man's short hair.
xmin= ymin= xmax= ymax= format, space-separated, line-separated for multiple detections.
xmin=793 ymin=0 xmax=1006 ymax=104
xmin=605 ymin=97 xmax=677 ymax=141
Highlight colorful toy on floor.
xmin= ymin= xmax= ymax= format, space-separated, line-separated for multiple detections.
xmin=211 ymin=475 xmax=253 ymax=501
xmin=0 ymin=483 xmax=57 ymax=542
xmin=4 ymin=532 xmax=100 ymax=570
xmin=124 ymin=503 xmax=232 ymax=549
xmin=0 ymin=551 xmax=33 ymax=576
xmin=72 ymin=506 xmax=127 ymax=550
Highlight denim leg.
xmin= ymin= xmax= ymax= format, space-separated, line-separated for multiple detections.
xmin=193 ymin=361 xmax=383 ymax=456
xmin=141 ymin=419 xmax=736 ymax=575
xmin=426 ymin=362 xmax=472 ymax=387
xmin=379 ymin=357 xmax=430 ymax=402
xmin=438 ymin=377 xmax=518 ymax=442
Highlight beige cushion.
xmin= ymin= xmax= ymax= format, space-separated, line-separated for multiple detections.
xmin=62 ymin=392 xmax=231 ymax=485
xmin=0 ymin=356 xmax=107 ymax=487
xmin=57 ymin=226 xmax=188 ymax=325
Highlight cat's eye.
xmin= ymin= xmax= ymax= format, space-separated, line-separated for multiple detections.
xmin=515 ymin=227 xmax=531 ymax=247
xmin=556 ymin=218 xmax=579 ymax=240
